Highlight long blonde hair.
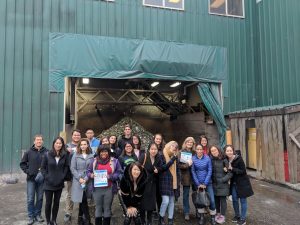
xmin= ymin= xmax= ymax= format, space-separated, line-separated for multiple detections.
xmin=163 ymin=141 xmax=178 ymax=189
xmin=181 ymin=137 xmax=196 ymax=151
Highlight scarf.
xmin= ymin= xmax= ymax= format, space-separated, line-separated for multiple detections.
xmin=97 ymin=156 xmax=110 ymax=165
xmin=94 ymin=156 xmax=114 ymax=174
xmin=163 ymin=141 xmax=177 ymax=189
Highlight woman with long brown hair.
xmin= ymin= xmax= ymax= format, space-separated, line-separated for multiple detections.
xmin=41 ymin=137 xmax=69 ymax=225
xmin=70 ymin=138 xmax=94 ymax=225
xmin=209 ymin=145 xmax=232 ymax=224
xmin=224 ymin=145 xmax=253 ymax=225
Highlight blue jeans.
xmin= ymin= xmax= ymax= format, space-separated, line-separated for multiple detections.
xmin=231 ymin=184 xmax=247 ymax=220
xmin=206 ymin=184 xmax=216 ymax=211
xmin=27 ymin=180 xmax=44 ymax=218
xmin=159 ymin=195 xmax=175 ymax=219
xmin=183 ymin=186 xmax=190 ymax=214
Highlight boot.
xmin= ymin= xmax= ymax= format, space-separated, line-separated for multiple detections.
xmin=158 ymin=216 xmax=166 ymax=225
xmin=147 ymin=217 xmax=153 ymax=225
xmin=168 ymin=218 xmax=174 ymax=225
xmin=83 ymin=214 xmax=93 ymax=225
xmin=95 ymin=217 xmax=102 ymax=225
xmin=210 ymin=215 xmax=216 ymax=225
xmin=103 ymin=217 xmax=111 ymax=225
xmin=83 ymin=218 xmax=93 ymax=225
xmin=198 ymin=213 xmax=205 ymax=225
xmin=78 ymin=216 xmax=84 ymax=225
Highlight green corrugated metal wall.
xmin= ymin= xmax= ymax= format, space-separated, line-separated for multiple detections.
xmin=256 ymin=0 xmax=300 ymax=106
xmin=0 ymin=0 xmax=299 ymax=172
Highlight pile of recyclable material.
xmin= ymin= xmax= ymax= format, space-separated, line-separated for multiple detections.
xmin=99 ymin=117 xmax=153 ymax=150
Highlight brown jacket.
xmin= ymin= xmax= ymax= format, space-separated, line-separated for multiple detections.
xmin=178 ymin=149 xmax=195 ymax=186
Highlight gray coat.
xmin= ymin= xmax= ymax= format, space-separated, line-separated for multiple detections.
xmin=211 ymin=157 xmax=232 ymax=196
xmin=71 ymin=153 xmax=94 ymax=203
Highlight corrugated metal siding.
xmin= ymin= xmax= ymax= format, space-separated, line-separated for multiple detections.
xmin=0 ymin=0 xmax=257 ymax=172
xmin=257 ymin=0 xmax=300 ymax=107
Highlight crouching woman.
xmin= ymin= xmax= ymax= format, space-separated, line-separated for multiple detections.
xmin=119 ymin=162 xmax=148 ymax=225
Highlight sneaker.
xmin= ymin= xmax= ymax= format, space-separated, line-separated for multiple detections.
xmin=215 ymin=215 xmax=221 ymax=224
xmin=64 ymin=213 xmax=71 ymax=222
xmin=27 ymin=217 xmax=34 ymax=225
xmin=238 ymin=219 xmax=246 ymax=225
xmin=152 ymin=211 xmax=159 ymax=220
xmin=215 ymin=213 xmax=221 ymax=222
xmin=35 ymin=215 xmax=44 ymax=222
xmin=184 ymin=214 xmax=190 ymax=221
xmin=232 ymin=216 xmax=240 ymax=223
xmin=218 ymin=215 xmax=225 ymax=224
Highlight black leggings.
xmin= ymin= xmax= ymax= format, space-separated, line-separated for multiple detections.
xmin=44 ymin=189 xmax=63 ymax=223
xmin=140 ymin=210 xmax=153 ymax=224
xmin=79 ymin=191 xmax=90 ymax=220
xmin=214 ymin=196 xmax=227 ymax=215
xmin=156 ymin=182 xmax=162 ymax=210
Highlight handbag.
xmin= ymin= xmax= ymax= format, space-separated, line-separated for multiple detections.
xmin=192 ymin=188 xmax=210 ymax=208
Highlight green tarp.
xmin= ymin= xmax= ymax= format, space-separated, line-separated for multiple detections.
xmin=49 ymin=33 xmax=228 ymax=94
xmin=49 ymin=32 xmax=228 ymax=146
xmin=198 ymin=83 xmax=227 ymax=148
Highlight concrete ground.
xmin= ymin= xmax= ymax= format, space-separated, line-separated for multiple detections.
xmin=0 ymin=174 xmax=300 ymax=225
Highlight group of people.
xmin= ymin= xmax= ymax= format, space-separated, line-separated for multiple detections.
xmin=20 ymin=124 xmax=253 ymax=225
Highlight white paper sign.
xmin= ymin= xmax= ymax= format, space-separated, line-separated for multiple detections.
xmin=180 ymin=152 xmax=192 ymax=163
xmin=94 ymin=170 xmax=108 ymax=187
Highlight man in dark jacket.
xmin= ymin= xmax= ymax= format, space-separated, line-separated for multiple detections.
xmin=117 ymin=124 xmax=133 ymax=151
xmin=20 ymin=134 xmax=48 ymax=225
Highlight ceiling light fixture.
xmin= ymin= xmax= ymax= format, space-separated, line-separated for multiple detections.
xmin=82 ymin=78 xmax=89 ymax=84
xmin=151 ymin=81 xmax=159 ymax=87
xmin=170 ymin=82 xmax=181 ymax=88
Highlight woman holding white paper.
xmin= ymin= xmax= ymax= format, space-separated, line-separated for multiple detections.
xmin=87 ymin=145 xmax=122 ymax=225
xmin=178 ymin=137 xmax=196 ymax=221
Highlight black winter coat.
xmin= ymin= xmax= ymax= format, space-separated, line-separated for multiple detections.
xmin=64 ymin=151 xmax=73 ymax=181
xmin=20 ymin=146 xmax=48 ymax=181
xmin=139 ymin=152 xmax=162 ymax=211
xmin=229 ymin=155 xmax=254 ymax=198
xmin=211 ymin=157 xmax=232 ymax=196
xmin=120 ymin=164 xmax=148 ymax=209
xmin=41 ymin=150 xmax=69 ymax=191
xmin=117 ymin=135 xmax=132 ymax=151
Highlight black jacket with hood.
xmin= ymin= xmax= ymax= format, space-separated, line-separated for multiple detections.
xmin=117 ymin=135 xmax=132 ymax=151
xmin=20 ymin=145 xmax=48 ymax=181
xmin=120 ymin=164 xmax=148 ymax=209
xmin=41 ymin=150 xmax=69 ymax=191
